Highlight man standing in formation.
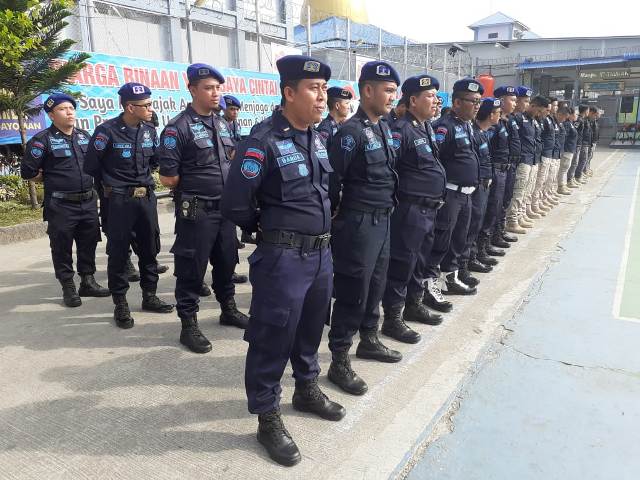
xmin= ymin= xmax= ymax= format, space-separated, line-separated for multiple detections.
xmin=21 ymin=94 xmax=109 ymax=307
xmin=316 ymin=86 xmax=353 ymax=150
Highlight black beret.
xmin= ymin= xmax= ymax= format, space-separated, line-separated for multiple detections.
xmin=276 ymin=55 xmax=331 ymax=82
xmin=359 ymin=61 xmax=400 ymax=85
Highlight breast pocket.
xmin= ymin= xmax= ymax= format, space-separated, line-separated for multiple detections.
xmin=194 ymin=137 xmax=214 ymax=165
xmin=364 ymin=147 xmax=388 ymax=181
xmin=318 ymin=156 xmax=333 ymax=191
xmin=415 ymin=143 xmax=434 ymax=169
xmin=455 ymin=135 xmax=471 ymax=149
xmin=278 ymin=161 xmax=313 ymax=200
xmin=51 ymin=147 xmax=74 ymax=169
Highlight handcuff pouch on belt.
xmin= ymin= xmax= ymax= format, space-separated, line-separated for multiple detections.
xmin=178 ymin=195 xmax=198 ymax=220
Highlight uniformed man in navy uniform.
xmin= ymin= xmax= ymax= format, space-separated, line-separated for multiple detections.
xmin=487 ymin=85 xmax=519 ymax=251
xmin=84 ymin=82 xmax=174 ymax=329
xmin=222 ymin=55 xmax=345 ymax=467
xmin=422 ymin=78 xmax=482 ymax=310
xmin=222 ymin=94 xmax=243 ymax=143
xmin=316 ymin=86 xmax=353 ymax=150
xmin=458 ymin=97 xmax=502 ymax=288
xmin=157 ymin=64 xmax=248 ymax=354
xmin=380 ymin=74 xmax=445 ymax=345
xmin=326 ymin=61 xmax=400 ymax=396
xmin=21 ymin=93 xmax=109 ymax=307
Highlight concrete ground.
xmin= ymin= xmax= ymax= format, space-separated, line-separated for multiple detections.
xmin=0 ymin=148 xmax=629 ymax=479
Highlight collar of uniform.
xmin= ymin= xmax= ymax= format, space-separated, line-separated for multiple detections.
xmin=403 ymin=111 xmax=426 ymax=131
xmin=115 ymin=113 xmax=143 ymax=132
xmin=48 ymin=124 xmax=74 ymax=139
xmin=185 ymin=104 xmax=215 ymax=127
xmin=353 ymin=106 xmax=379 ymax=127
xmin=271 ymin=109 xmax=300 ymax=139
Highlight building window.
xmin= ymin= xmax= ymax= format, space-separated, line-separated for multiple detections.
xmin=488 ymin=32 xmax=498 ymax=39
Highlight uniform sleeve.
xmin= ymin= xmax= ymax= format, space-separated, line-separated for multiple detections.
xmin=21 ymin=136 xmax=46 ymax=180
xmin=157 ymin=125 xmax=184 ymax=177
xmin=149 ymin=128 xmax=160 ymax=171
xmin=84 ymin=125 xmax=111 ymax=179
xmin=328 ymin=126 xmax=359 ymax=212
xmin=391 ymin=124 xmax=407 ymax=159
xmin=433 ymin=122 xmax=453 ymax=162
xmin=220 ymin=137 xmax=266 ymax=231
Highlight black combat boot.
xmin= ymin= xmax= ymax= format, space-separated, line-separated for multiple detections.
xmin=485 ymin=243 xmax=506 ymax=257
xmin=219 ymin=297 xmax=249 ymax=329
xmin=381 ymin=305 xmax=421 ymax=344
xmin=458 ymin=267 xmax=480 ymax=288
xmin=498 ymin=222 xmax=518 ymax=243
xmin=423 ymin=278 xmax=453 ymax=313
xmin=468 ymin=258 xmax=492 ymax=273
xmin=126 ymin=255 xmax=140 ymax=282
xmin=257 ymin=408 xmax=301 ymax=467
xmin=356 ymin=329 xmax=402 ymax=363
xmin=327 ymin=351 xmax=368 ymax=395
xmin=199 ymin=283 xmax=212 ymax=297
xmin=157 ymin=264 xmax=170 ymax=274
xmin=403 ymin=294 xmax=443 ymax=325
xmin=477 ymin=237 xmax=499 ymax=266
xmin=442 ymin=271 xmax=477 ymax=295
xmin=232 ymin=272 xmax=248 ymax=284
xmin=141 ymin=291 xmax=174 ymax=313
xmin=113 ymin=294 xmax=134 ymax=329
xmin=292 ymin=377 xmax=346 ymax=421
xmin=180 ymin=315 xmax=212 ymax=354
xmin=491 ymin=232 xmax=510 ymax=249
xmin=61 ymin=279 xmax=82 ymax=307
xmin=78 ymin=274 xmax=110 ymax=297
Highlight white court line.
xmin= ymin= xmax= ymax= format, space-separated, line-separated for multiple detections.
xmin=613 ymin=162 xmax=640 ymax=323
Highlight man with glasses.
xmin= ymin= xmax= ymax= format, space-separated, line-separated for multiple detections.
xmin=157 ymin=63 xmax=249 ymax=355
xmin=85 ymin=82 xmax=174 ymax=329
xmin=423 ymin=78 xmax=483 ymax=310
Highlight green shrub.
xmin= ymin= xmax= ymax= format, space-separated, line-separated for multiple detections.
xmin=0 ymin=175 xmax=44 ymax=204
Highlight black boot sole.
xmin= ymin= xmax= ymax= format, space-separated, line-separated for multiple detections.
xmin=380 ymin=327 xmax=421 ymax=344
xmin=423 ymin=297 xmax=453 ymax=313
xmin=142 ymin=304 xmax=175 ymax=313
xmin=327 ymin=369 xmax=368 ymax=395
xmin=292 ymin=398 xmax=346 ymax=421
xmin=180 ymin=338 xmax=212 ymax=354
xmin=486 ymin=250 xmax=506 ymax=257
xmin=478 ymin=257 xmax=498 ymax=266
xmin=220 ymin=314 xmax=248 ymax=329
xmin=127 ymin=275 xmax=141 ymax=282
xmin=257 ymin=433 xmax=301 ymax=467
xmin=63 ymin=298 xmax=82 ymax=307
xmin=468 ymin=265 xmax=492 ymax=273
xmin=403 ymin=313 xmax=444 ymax=326
xmin=442 ymin=285 xmax=477 ymax=296
xmin=115 ymin=318 xmax=134 ymax=329
xmin=78 ymin=288 xmax=111 ymax=298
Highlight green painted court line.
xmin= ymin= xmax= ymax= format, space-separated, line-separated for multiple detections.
xmin=618 ymin=167 xmax=640 ymax=320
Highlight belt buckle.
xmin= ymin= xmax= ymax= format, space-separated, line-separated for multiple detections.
xmin=314 ymin=233 xmax=331 ymax=249
xmin=436 ymin=200 xmax=445 ymax=210
xmin=133 ymin=187 xmax=146 ymax=198
xmin=280 ymin=231 xmax=296 ymax=247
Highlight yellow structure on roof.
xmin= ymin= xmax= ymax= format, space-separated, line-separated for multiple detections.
xmin=300 ymin=0 xmax=369 ymax=25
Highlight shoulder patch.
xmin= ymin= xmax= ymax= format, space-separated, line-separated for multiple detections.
xmin=341 ymin=134 xmax=355 ymax=152
xmin=30 ymin=145 xmax=44 ymax=158
xmin=93 ymin=132 xmax=108 ymax=151
xmin=241 ymin=158 xmax=262 ymax=179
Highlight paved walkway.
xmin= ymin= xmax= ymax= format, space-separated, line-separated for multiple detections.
xmin=0 ymin=149 xmax=628 ymax=479
xmin=406 ymin=151 xmax=640 ymax=480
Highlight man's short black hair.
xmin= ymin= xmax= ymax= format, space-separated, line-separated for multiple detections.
xmin=549 ymin=96 xmax=558 ymax=103
xmin=557 ymin=105 xmax=572 ymax=115
xmin=579 ymin=104 xmax=589 ymax=114
xmin=589 ymin=106 xmax=598 ymax=113
xmin=530 ymin=95 xmax=550 ymax=108
xmin=280 ymin=79 xmax=302 ymax=105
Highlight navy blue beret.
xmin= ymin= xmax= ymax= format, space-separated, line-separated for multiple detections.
xmin=118 ymin=82 xmax=151 ymax=102
xmin=453 ymin=78 xmax=484 ymax=95
xmin=359 ymin=61 xmax=400 ymax=85
xmin=478 ymin=97 xmax=501 ymax=117
xmin=494 ymin=86 xmax=517 ymax=97
xmin=401 ymin=74 xmax=440 ymax=97
xmin=516 ymin=86 xmax=533 ymax=97
xmin=218 ymin=95 xmax=226 ymax=110
xmin=43 ymin=93 xmax=76 ymax=112
xmin=187 ymin=63 xmax=225 ymax=83
xmin=276 ymin=55 xmax=331 ymax=82
xmin=327 ymin=86 xmax=353 ymax=99
xmin=223 ymin=95 xmax=241 ymax=109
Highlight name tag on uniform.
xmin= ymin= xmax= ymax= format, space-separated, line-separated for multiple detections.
xmin=277 ymin=152 xmax=305 ymax=167
xmin=275 ymin=139 xmax=298 ymax=156
xmin=364 ymin=127 xmax=382 ymax=151
xmin=50 ymin=137 xmax=71 ymax=156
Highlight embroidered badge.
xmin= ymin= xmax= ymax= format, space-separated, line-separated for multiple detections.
xmin=341 ymin=135 xmax=355 ymax=152
xmin=94 ymin=133 xmax=108 ymax=151
xmin=298 ymin=163 xmax=309 ymax=176
xmin=241 ymin=159 xmax=261 ymax=179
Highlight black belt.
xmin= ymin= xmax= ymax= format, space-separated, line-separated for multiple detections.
xmin=107 ymin=186 xmax=151 ymax=198
xmin=178 ymin=195 xmax=221 ymax=211
xmin=495 ymin=163 xmax=511 ymax=172
xmin=397 ymin=193 xmax=445 ymax=210
xmin=341 ymin=205 xmax=393 ymax=215
xmin=259 ymin=230 xmax=331 ymax=250
xmin=51 ymin=190 xmax=95 ymax=202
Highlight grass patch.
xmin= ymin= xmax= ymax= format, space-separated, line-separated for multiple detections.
xmin=0 ymin=201 xmax=43 ymax=227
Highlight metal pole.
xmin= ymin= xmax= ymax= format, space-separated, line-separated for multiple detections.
xmin=185 ymin=0 xmax=193 ymax=63
xmin=443 ymin=49 xmax=447 ymax=92
xmin=346 ymin=18 xmax=351 ymax=81
xmin=457 ymin=54 xmax=461 ymax=79
xmin=86 ymin=0 xmax=96 ymax=52
xmin=255 ymin=0 xmax=263 ymax=72
xmin=403 ymin=36 xmax=408 ymax=80
xmin=378 ymin=27 xmax=382 ymax=60
xmin=425 ymin=43 xmax=429 ymax=71
xmin=306 ymin=5 xmax=312 ymax=56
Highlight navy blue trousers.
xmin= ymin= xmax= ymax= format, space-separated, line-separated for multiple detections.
xmin=425 ymin=190 xmax=472 ymax=277
xmin=328 ymin=208 xmax=391 ymax=353
xmin=106 ymin=192 xmax=159 ymax=296
xmin=244 ymin=243 xmax=332 ymax=414
xmin=461 ymin=183 xmax=491 ymax=266
xmin=482 ymin=170 xmax=507 ymax=236
xmin=171 ymin=205 xmax=237 ymax=319
xmin=382 ymin=201 xmax=438 ymax=308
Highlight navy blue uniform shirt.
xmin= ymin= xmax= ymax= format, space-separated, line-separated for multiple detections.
xmin=221 ymin=109 xmax=332 ymax=236
xmin=316 ymin=114 xmax=339 ymax=151
xmin=581 ymin=116 xmax=592 ymax=145
xmin=515 ymin=112 xmax=536 ymax=166
xmin=533 ymin=117 xmax=543 ymax=164
xmin=22 ymin=126 xmax=94 ymax=195
xmin=157 ymin=104 xmax=231 ymax=199
xmin=489 ymin=118 xmax=510 ymax=165
xmin=329 ymin=107 xmax=398 ymax=213
xmin=564 ymin=120 xmax=578 ymax=154
xmin=390 ymin=111 xmax=446 ymax=199
xmin=554 ymin=118 xmax=566 ymax=157
xmin=84 ymin=114 xmax=157 ymax=187
xmin=472 ymin=123 xmax=493 ymax=180
xmin=432 ymin=113 xmax=480 ymax=186
xmin=506 ymin=113 xmax=522 ymax=161
xmin=541 ymin=115 xmax=556 ymax=158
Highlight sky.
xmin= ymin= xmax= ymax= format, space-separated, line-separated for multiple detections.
xmin=366 ymin=0 xmax=640 ymax=42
